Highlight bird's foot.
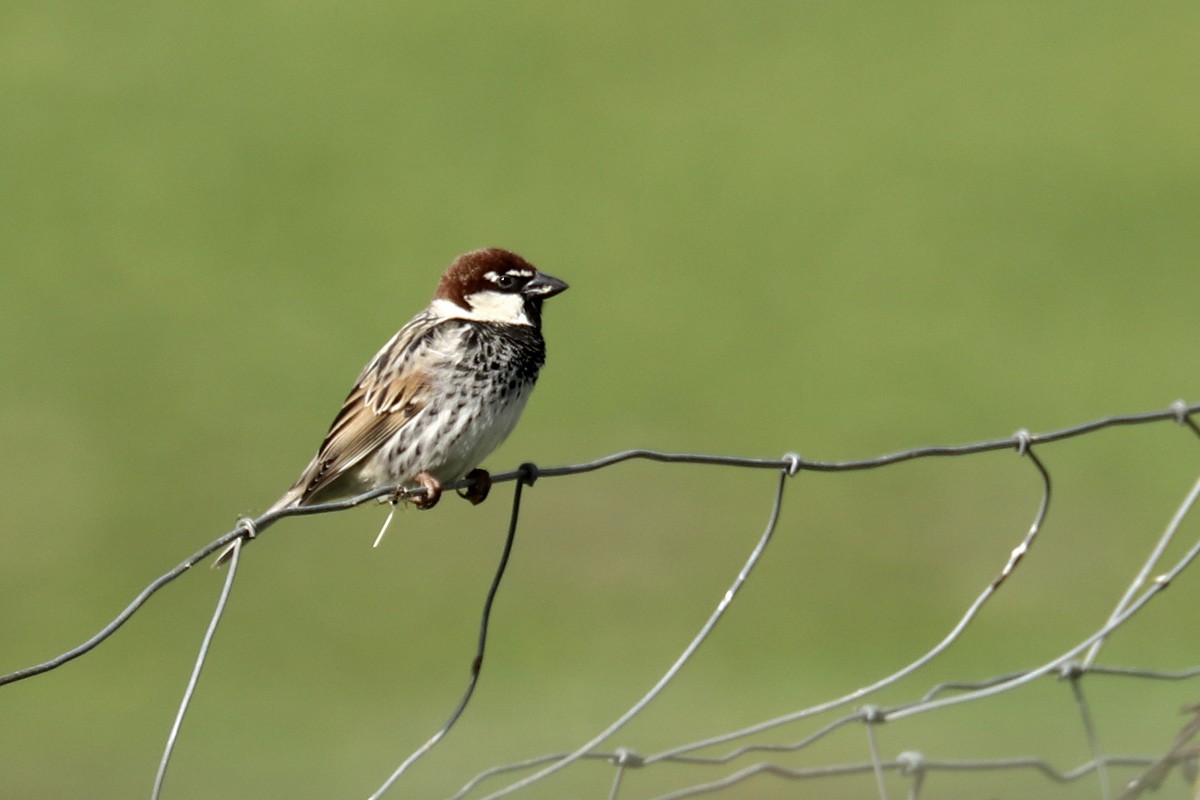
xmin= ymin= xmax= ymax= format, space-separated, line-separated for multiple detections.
xmin=458 ymin=468 xmax=492 ymax=506
xmin=410 ymin=471 xmax=443 ymax=509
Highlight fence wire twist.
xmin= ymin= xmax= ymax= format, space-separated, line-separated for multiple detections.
xmin=2 ymin=401 xmax=1199 ymax=799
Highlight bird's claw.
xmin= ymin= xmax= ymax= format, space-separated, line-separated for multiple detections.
xmin=458 ymin=468 xmax=492 ymax=505
xmin=410 ymin=471 xmax=443 ymax=509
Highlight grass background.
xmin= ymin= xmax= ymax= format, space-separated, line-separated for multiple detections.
xmin=2 ymin=3 xmax=1199 ymax=798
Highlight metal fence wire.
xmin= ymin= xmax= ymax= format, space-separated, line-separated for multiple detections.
xmin=3 ymin=401 xmax=1199 ymax=800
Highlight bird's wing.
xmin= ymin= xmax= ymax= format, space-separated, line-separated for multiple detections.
xmin=282 ymin=314 xmax=451 ymax=507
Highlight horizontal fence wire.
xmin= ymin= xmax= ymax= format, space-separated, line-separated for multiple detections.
xmin=1 ymin=401 xmax=1198 ymax=799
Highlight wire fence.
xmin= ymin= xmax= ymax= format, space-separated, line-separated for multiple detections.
xmin=3 ymin=401 xmax=1199 ymax=799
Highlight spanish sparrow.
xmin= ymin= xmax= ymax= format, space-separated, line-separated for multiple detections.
xmin=218 ymin=248 xmax=566 ymax=563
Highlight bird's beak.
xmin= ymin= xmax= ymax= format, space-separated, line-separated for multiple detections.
xmin=523 ymin=271 xmax=569 ymax=298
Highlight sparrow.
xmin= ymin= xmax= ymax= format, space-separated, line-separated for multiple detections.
xmin=217 ymin=248 xmax=566 ymax=564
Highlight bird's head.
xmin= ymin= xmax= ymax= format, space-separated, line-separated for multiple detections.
xmin=433 ymin=248 xmax=568 ymax=326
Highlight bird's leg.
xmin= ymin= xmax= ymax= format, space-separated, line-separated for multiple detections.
xmin=458 ymin=468 xmax=492 ymax=505
xmin=410 ymin=471 xmax=443 ymax=509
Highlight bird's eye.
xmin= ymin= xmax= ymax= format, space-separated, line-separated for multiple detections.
xmin=494 ymin=274 xmax=518 ymax=290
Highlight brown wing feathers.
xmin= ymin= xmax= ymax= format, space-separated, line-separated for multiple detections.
xmin=282 ymin=320 xmax=443 ymax=506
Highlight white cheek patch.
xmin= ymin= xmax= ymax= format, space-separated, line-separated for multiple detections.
xmin=432 ymin=293 xmax=531 ymax=325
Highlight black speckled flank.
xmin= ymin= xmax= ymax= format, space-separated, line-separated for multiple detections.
xmin=365 ymin=316 xmax=550 ymax=485
xmin=458 ymin=321 xmax=547 ymax=386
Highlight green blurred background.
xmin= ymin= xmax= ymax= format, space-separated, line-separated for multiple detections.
xmin=2 ymin=3 xmax=1199 ymax=798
